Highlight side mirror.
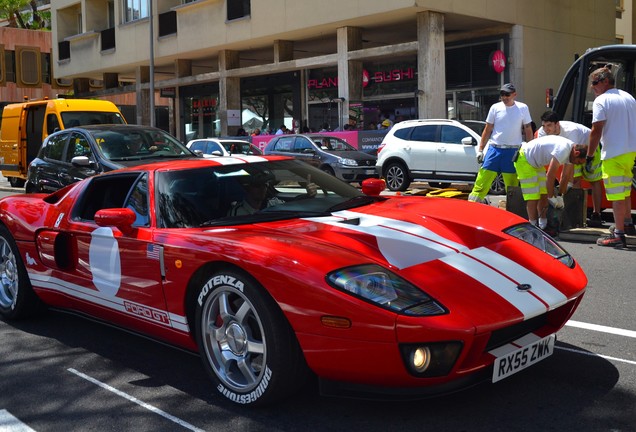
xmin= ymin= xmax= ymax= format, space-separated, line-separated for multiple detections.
xmin=71 ymin=155 xmax=91 ymax=166
xmin=462 ymin=136 xmax=475 ymax=146
xmin=302 ymin=148 xmax=316 ymax=154
xmin=94 ymin=208 xmax=136 ymax=234
xmin=361 ymin=178 xmax=385 ymax=196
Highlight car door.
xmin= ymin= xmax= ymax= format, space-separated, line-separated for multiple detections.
xmin=408 ymin=125 xmax=438 ymax=174
xmin=43 ymin=173 xmax=171 ymax=328
xmin=293 ymin=136 xmax=321 ymax=168
xmin=32 ymin=131 xmax=71 ymax=193
xmin=436 ymin=125 xmax=480 ymax=178
xmin=63 ymin=131 xmax=101 ymax=187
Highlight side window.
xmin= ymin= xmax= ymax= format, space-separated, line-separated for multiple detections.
xmin=393 ymin=127 xmax=412 ymax=140
xmin=411 ymin=125 xmax=437 ymax=142
xmin=124 ymin=173 xmax=150 ymax=227
xmin=43 ymin=132 xmax=68 ymax=161
xmin=189 ymin=141 xmax=205 ymax=152
xmin=65 ymin=132 xmax=91 ymax=162
xmin=207 ymin=142 xmax=223 ymax=154
xmin=440 ymin=125 xmax=472 ymax=144
xmin=273 ymin=137 xmax=294 ymax=152
xmin=46 ymin=114 xmax=61 ymax=135
xmin=294 ymin=137 xmax=313 ymax=153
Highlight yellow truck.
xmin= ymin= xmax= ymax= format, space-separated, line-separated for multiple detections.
xmin=0 ymin=98 xmax=126 ymax=187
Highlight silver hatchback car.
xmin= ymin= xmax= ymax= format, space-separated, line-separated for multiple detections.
xmin=264 ymin=134 xmax=377 ymax=182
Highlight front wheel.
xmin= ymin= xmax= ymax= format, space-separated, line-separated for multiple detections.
xmin=195 ymin=270 xmax=308 ymax=406
xmin=384 ymin=161 xmax=410 ymax=191
xmin=0 ymin=225 xmax=42 ymax=320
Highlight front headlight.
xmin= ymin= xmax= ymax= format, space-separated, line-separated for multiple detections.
xmin=338 ymin=157 xmax=358 ymax=166
xmin=327 ymin=264 xmax=446 ymax=316
xmin=505 ymin=223 xmax=574 ymax=267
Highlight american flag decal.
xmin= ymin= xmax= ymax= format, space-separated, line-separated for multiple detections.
xmin=146 ymin=244 xmax=160 ymax=260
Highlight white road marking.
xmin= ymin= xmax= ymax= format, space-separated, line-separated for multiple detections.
xmin=566 ymin=320 xmax=636 ymax=338
xmin=0 ymin=409 xmax=36 ymax=432
xmin=556 ymin=346 xmax=636 ymax=366
xmin=67 ymin=369 xmax=205 ymax=432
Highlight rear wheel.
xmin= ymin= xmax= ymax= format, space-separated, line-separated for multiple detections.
xmin=195 ymin=270 xmax=308 ymax=406
xmin=0 ymin=225 xmax=42 ymax=320
xmin=8 ymin=177 xmax=25 ymax=188
xmin=489 ymin=173 xmax=506 ymax=195
xmin=384 ymin=161 xmax=410 ymax=191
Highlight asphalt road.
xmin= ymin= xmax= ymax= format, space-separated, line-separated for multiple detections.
xmin=0 ymin=237 xmax=635 ymax=432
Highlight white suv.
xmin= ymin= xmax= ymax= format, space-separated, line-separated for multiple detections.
xmin=376 ymin=119 xmax=503 ymax=193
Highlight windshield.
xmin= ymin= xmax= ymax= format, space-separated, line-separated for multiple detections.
xmin=90 ymin=128 xmax=193 ymax=160
xmin=156 ymin=159 xmax=375 ymax=228
xmin=61 ymin=111 xmax=126 ymax=127
xmin=221 ymin=141 xmax=262 ymax=155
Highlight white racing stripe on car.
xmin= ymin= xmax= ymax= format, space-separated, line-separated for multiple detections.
xmin=466 ymin=247 xmax=568 ymax=309
xmin=304 ymin=211 xmax=469 ymax=269
xmin=213 ymin=155 xmax=268 ymax=165
xmin=440 ymin=253 xmax=549 ymax=319
xmin=28 ymin=273 xmax=189 ymax=332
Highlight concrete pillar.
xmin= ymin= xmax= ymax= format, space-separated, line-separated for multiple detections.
xmin=73 ymin=78 xmax=90 ymax=95
xmin=175 ymin=59 xmax=192 ymax=78
xmin=274 ymin=40 xmax=294 ymax=63
xmin=103 ymin=73 xmax=119 ymax=89
xmin=219 ymin=50 xmax=241 ymax=136
xmin=136 ymin=66 xmax=150 ymax=125
xmin=337 ymin=26 xmax=362 ymax=130
xmin=417 ymin=11 xmax=445 ymax=119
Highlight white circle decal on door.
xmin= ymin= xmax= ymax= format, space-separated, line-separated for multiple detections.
xmin=89 ymin=227 xmax=122 ymax=296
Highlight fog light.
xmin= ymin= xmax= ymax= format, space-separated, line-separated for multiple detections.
xmin=412 ymin=347 xmax=431 ymax=372
xmin=400 ymin=341 xmax=463 ymax=377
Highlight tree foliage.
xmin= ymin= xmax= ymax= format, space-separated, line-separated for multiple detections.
xmin=0 ymin=0 xmax=51 ymax=30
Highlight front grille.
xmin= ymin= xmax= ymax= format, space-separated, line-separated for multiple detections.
xmin=486 ymin=313 xmax=547 ymax=351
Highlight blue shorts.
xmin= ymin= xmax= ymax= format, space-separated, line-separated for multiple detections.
xmin=482 ymin=146 xmax=518 ymax=174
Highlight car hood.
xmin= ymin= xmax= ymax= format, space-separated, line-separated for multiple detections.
xmin=224 ymin=197 xmax=586 ymax=330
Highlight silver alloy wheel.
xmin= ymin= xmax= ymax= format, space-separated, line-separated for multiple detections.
xmin=200 ymin=285 xmax=266 ymax=393
xmin=385 ymin=164 xmax=405 ymax=190
xmin=0 ymin=237 xmax=18 ymax=309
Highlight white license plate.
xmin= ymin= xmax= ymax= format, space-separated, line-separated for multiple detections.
xmin=365 ymin=169 xmax=375 ymax=175
xmin=492 ymin=334 xmax=555 ymax=383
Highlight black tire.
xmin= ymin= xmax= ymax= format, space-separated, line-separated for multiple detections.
xmin=0 ymin=225 xmax=42 ymax=320
xmin=428 ymin=182 xmax=451 ymax=189
xmin=8 ymin=177 xmax=25 ymax=188
xmin=384 ymin=161 xmax=410 ymax=191
xmin=321 ymin=165 xmax=335 ymax=176
xmin=489 ymin=173 xmax=506 ymax=195
xmin=195 ymin=270 xmax=308 ymax=406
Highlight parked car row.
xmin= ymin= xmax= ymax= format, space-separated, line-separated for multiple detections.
xmin=21 ymin=121 xmax=506 ymax=195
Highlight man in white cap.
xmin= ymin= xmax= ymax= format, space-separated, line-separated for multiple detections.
xmin=468 ymin=83 xmax=534 ymax=203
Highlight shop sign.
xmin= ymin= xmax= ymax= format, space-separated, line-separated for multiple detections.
xmin=490 ymin=50 xmax=506 ymax=74
xmin=308 ymin=67 xmax=415 ymax=89
xmin=160 ymin=87 xmax=176 ymax=98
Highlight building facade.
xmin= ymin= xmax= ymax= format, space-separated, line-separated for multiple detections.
xmin=50 ymin=0 xmax=617 ymax=140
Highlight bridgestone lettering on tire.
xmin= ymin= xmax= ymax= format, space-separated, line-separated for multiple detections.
xmin=195 ymin=270 xmax=308 ymax=406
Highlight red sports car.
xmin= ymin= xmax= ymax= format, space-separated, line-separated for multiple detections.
xmin=0 ymin=156 xmax=587 ymax=406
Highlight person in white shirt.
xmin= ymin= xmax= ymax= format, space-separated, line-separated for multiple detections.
xmin=587 ymin=67 xmax=636 ymax=247
xmin=468 ymin=83 xmax=533 ymax=203
xmin=514 ymin=135 xmax=587 ymax=233
xmin=536 ymin=110 xmax=604 ymax=227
